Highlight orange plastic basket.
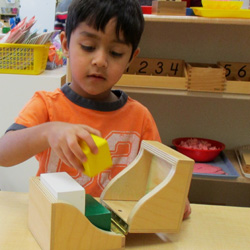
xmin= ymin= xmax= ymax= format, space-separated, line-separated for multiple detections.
xmin=0 ymin=43 xmax=50 ymax=75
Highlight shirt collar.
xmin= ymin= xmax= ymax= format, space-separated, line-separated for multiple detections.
xmin=61 ymin=83 xmax=128 ymax=111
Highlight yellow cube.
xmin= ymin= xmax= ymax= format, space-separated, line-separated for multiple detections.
xmin=80 ymin=134 xmax=113 ymax=177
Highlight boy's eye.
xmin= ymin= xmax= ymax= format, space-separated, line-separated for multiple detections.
xmin=81 ymin=44 xmax=95 ymax=52
xmin=110 ymin=51 xmax=123 ymax=58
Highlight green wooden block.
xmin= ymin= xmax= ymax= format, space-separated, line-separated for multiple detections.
xmin=85 ymin=194 xmax=111 ymax=231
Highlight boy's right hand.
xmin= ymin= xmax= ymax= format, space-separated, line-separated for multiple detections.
xmin=45 ymin=122 xmax=101 ymax=171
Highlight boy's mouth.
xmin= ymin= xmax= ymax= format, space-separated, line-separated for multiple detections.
xmin=88 ymin=74 xmax=106 ymax=80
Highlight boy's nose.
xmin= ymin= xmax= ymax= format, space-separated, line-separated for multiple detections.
xmin=92 ymin=50 xmax=108 ymax=68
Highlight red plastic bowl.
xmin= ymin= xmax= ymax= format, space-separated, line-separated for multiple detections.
xmin=172 ymin=137 xmax=225 ymax=162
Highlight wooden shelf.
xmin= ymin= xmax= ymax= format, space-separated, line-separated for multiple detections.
xmin=114 ymin=85 xmax=250 ymax=100
xmin=115 ymin=74 xmax=250 ymax=100
xmin=144 ymin=14 xmax=250 ymax=26
xmin=189 ymin=151 xmax=250 ymax=207
xmin=0 ymin=13 xmax=16 ymax=16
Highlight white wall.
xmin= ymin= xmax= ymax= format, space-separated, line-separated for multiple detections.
xmin=19 ymin=0 xmax=56 ymax=32
xmin=242 ymin=0 xmax=250 ymax=9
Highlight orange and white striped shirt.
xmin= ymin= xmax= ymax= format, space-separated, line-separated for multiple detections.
xmin=7 ymin=84 xmax=161 ymax=197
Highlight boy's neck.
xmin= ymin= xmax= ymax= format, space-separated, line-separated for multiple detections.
xmin=86 ymin=90 xmax=119 ymax=103
xmin=98 ymin=91 xmax=119 ymax=103
xmin=68 ymin=83 xmax=118 ymax=103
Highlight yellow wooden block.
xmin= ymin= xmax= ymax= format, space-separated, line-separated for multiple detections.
xmin=80 ymin=134 xmax=113 ymax=177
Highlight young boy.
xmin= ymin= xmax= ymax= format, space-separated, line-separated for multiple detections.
xmin=0 ymin=0 xmax=191 ymax=219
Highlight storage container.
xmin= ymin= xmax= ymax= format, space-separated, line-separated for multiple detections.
xmin=0 ymin=43 xmax=50 ymax=75
xmin=186 ymin=63 xmax=226 ymax=92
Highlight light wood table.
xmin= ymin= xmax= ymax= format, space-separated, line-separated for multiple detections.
xmin=0 ymin=191 xmax=250 ymax=249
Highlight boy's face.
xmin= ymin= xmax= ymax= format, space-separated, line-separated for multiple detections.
xmin=61 ymin=18 xmax=139 ymax=101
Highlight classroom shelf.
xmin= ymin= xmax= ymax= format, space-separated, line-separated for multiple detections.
xmin=114 ymin=85 xmax=250 ymax=100
xmin=115 ymin=74 xmax=250 ymax=100
xmin=144 ymin=14 xmax=250 ymax=26
xmin=189 ymin=150 xmax=250 ymax=207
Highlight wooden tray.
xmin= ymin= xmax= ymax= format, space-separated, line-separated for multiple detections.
xmin=192 ymin=152 xmax=239 ymax=179
xmin=225 ymin=79 xmax=250 ymax=95
xmin=117 ymin=74 xmax=186 ymax=90
xmin=218 ymin=61 xmax=250 ymax=95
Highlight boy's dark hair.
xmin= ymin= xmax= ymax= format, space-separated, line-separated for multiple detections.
xmin=66 ymin=0 xmax=144 ymax=59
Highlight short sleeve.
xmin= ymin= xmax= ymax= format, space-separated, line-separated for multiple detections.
xmin=14 ymin=92 xmax=50 ymax=128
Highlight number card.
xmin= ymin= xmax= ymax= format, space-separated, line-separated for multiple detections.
xmin=218 ymin=62 xmax=250 ymax=81
xmin=125 ymin=58 xmax=184 ymax=77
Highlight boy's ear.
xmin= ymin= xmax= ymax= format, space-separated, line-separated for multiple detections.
xmin=127 ymin=48 xmax=140 ymax=68
xmin=60 ymin=31 xmax=69 ymax=58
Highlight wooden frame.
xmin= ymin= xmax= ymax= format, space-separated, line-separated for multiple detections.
xmin=66 ymin=58 xmax=72 ymax=83
xmin=101 ymin=140 xmax=194 ymax=233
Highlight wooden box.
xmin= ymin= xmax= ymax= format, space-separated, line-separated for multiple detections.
xmin=126 ymin=57 xmax=184 ymax=77
xmin=218 ymin=61 xmax=250 ymax=95
xmin=186 ymin=63 xmax=226 ymax=92
xmin=117 ymin=74 xmax=186 ymax=91
xmin=120 ymin=58 xmax=187 ymax=90
xmin=28 ymin=141 xmax=194 ymax=250
xmin=28 ymin=177 xmax=125 ymax=250
xmin=225 ymin=79 xmax=250 ymax=95
xmin=152 ymin=1 xmax=186 ymax=16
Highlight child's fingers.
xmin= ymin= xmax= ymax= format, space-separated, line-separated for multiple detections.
xmin=66 ymin=135 xmax=87 ymax=163
xmin=46 ymin=122 xmax=102 ymax=170
xmin=78 ymin=126 xmax=101 ymax=154
xmin=183 ymin=199 xmax=191 ymax=220
xmin=81 ymin=125 xmax=102 ymax=138
xmin=53 ymin=146 xmax=74 ymax=169
xmin=51 ymin=135 xmax=84 ymax=171
xmin=61 ymin=141 xmax=86 ymax=171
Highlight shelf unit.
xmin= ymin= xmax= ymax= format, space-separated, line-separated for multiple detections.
xmin=190 ymin=150 xmax=250 ymax=207
xmin=116 ymin=14 xmax=250 ymax=147
xmin=144 ymin=14 xmax=250 ymax=25
xmin=116 ymin=15 xmax=250 ymax=100
xmin=0 ymin=13 xmax=16 ymax=23
xmin=0 ymin=0 xmax=19 ymax=22
xmin=116 ymin=15 xmax=250 ymax=206
xmin=0 ymin=13 xmax=16 ymax=17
